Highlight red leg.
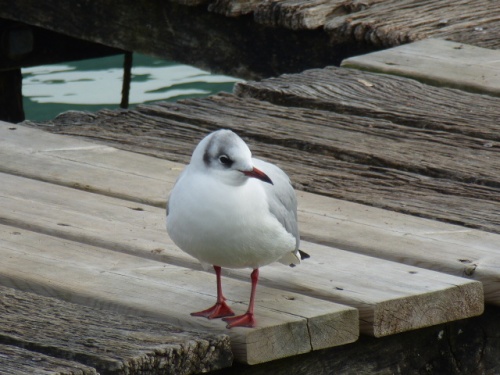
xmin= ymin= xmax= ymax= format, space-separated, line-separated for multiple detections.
xmin=223 ymin=268 xmax=259 ymax=328
xmin=191 ymin=265 xmax=235 ymax=319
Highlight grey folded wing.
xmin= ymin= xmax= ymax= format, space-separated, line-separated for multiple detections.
xmin=253 ymin=158 xmax=300 ymax=251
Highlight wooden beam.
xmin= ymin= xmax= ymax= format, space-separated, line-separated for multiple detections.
xmin=0 ymin=285 xmax=232 ymax=373
xmin=324 ymin=0 xmax=500 ymax=49
xmin=0 ymin=0 xmax=365 ymax=79
xmin=0 ymin=20 xmax=123 ymax=70
xmin=0 ymin=343 xmax=98 ymax=375
xmin=0 ymin=123 xmax=485 ymax=338
xmin=0 ymin=224 xmax=358 ymax=364
xmin=342 ymin=39 xmax=500 ymax=97
xmin=0 ymin=69 xmax=24 ymax=122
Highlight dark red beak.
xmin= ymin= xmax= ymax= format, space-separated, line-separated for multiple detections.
xmin=242 ymin=167 xmax=273 ymax=185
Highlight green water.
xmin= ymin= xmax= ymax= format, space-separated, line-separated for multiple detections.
xmin=22 ymin=53 xmax=242 ymax=122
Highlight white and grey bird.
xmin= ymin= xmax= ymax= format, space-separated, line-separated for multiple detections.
xmin=166 ymin=129 xmax=308 ymax=328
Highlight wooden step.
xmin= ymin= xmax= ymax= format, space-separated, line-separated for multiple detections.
xmin=1 ymin=123 xmax=498 ymax=307
xmin=0 ymin=285 xmax=232 ymax=374
xmin=342 ymin=38 xmax=500 ymax=97
xmin=0 ymin=224 xmax=357 ymax=365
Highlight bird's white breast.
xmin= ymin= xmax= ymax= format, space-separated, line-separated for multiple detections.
xmin=167 ymin=169 xmax=296 ymax=269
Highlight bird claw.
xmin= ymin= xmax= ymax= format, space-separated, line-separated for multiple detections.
xmin=191 ymin=301 xmax=235 ymax=319
xmin=223 ymin=312 xmax=255 ymax=328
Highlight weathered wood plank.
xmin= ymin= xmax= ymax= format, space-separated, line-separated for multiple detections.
xmin=0 ymin=0 xmax=345 ymax=80
xmin=140 ymin=96 xmax=500 ymax=188
xmin=0 ymin=123 xmax=172 ymax=207
xmin=217 ymin=305 xmax=500 ymax=375
xmin=0 ymin=224 xmax=358 ymax=364
xmin=0 ymin=285 xmax=232 ymax=374
xmin=1 ymin=0 xmax=499 ymax=86
xmin=3 ymin=124 xmax=499 ymax=310
xmin=325 ymin=0 xmax=500 ymax=49
xmin=0 ymin=170 xmax=484 ymax=336
xmin=30 ymin=89 xmax=500 ymax=233
xmin=297 ymin=191 xmax=500 ymax=306
xmin=208 ymin=0 xmax=264 ymax=16
xmin=234 ymin=66 xmax=500 ymax=142
xmin=342 ymin=39 xmax=500 ymax=97
xmin=251 ymin=0 xmax=386 ymax=30
xmin=253 ymin=0 xmax=346 ymax=30
xmin=0 ymin=343 xmax=98 ymax=375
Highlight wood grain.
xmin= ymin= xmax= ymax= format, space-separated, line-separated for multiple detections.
xmin=0 ymin=137 xmax=485 ymax=337
xmin=0 ymin=285 xmax=232 ymax=374
xmin=0 ymin=223 xmax=358 ymax=364
xmin=342 ymin=39 xmax=500 ymax=97
xmin=2 ymin=123 xmax=499 ymax=309
xmin=325 ymin=0 xmax=500 ymax=49
xmin=0 ymin=176 xmax=481 ymax=337
xmin=253 ymin=0 xmax=347 ymax=30
xmin=0 ymin=343 xmax=98 ymax=375
xmin=29 ymin=78 xmax=500 ymax=234
xmin=208 ymin=0 xmax=263 ymax=16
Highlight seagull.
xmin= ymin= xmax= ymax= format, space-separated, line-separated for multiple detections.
xmin=166 ymin=129 xmax=308 ymax=328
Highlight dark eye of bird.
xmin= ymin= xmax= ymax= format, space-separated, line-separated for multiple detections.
xmin=218 ymin=155 xmax=232 ymax=166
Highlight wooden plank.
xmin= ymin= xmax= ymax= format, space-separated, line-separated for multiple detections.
xmin=0 ymin=123 xmax=172 ymax=207
xmin=42 ymin=94 xmax=500 ymax=234
xmin=208 ymin=0 xmax=264 ymax=16
xmin=296 ymin=191 xmax=500 ymax=306
xmin=6 ymin=126 xmax=500 ymax=309
xmin=0 ymin=0 xmax=344 ymax=80
xmin=0 ymin=343 xmax=98 ymax=375
xmin=0 ymin=171 xmax=483 ymax=336
xmin=0 ymin=224 xmax=358 ymax=365
xmin=324 ymin=0 xmax=500 ymax=49
xmin=342 ymin=39 xmax=500 ymax=97
xmin=3 ymin=123 xmax=499 ymax=306
xmin=3 ymin=123 xmax=498 ymax=310
xmin=253 ymin=0 xmax=347 ymax=30
xmin=0 ymin=286 xmax=232 ymax=374
xmin=213 ymin=304 xmax=500 ymax=375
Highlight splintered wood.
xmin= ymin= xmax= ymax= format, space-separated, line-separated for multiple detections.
xmin=181 ymin=0 xmax=500 ymax=49
xmin=0 ymin=285 xmax=232 ymax=374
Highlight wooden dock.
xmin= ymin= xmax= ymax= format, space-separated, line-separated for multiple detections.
xmin=0 ymin=118 xmax=490 ymax=371
xmin=1 ymin=0 xmax=500 ymax=367
xmin=2 ymin=0 xmax=499 ymax=79
xmin=0 ymin=37 xmax=496 ymax=373
xmin=2 ymin=0 xmax=500 ymax=123
xmin=2 ymin=38 xmax=500 ymax=372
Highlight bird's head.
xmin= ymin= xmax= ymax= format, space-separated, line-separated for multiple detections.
xmin=191 ymin=129 xmax=273 ymax=186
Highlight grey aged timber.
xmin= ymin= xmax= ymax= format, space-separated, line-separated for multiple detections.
xmin=29 ymin=65 xmax=500 ymax=235
xmin=1 ymin=0 xmax=499 ymax=79
xmin=0 ymin=286 xmax=233 ymax=374
xmin=0 ymin=121 xmax=489 ymax=367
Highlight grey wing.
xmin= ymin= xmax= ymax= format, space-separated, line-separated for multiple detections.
xmin=253 ymin=158 xmax=300 ymax=250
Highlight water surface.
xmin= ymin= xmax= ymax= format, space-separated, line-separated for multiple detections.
xmin=22 ymin=53 xmax=241 ymax=121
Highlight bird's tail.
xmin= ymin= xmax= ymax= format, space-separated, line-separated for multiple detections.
xmin=281 ymin=249 xmax=311 ymax=268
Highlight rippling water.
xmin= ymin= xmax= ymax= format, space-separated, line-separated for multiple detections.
xmin=22 ymin=53 xmax=242 ymax=121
